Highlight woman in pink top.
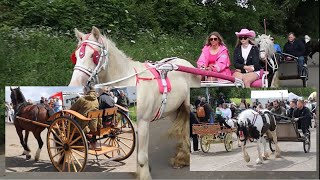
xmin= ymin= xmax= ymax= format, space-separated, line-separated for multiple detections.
xmin=197 ymin=32 xmax=232 ymax=81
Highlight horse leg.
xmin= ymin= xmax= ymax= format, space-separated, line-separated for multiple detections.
xmin=261 ymin=135 xmax=269 ymax=160
xmin=22 ymin=130 xmax=30 ymax=155
xmin=256 ymin=137 xmax=263 ymax=164
xmin=15 ymin=127 xmax=31 ymax=160
xmin=32 ymin=131 xmax=44 ymax=161
xmin=169 ymin=103 xmax=190 ymax=169
xmin=242 ymin=142 xmax=250 ymax=163
xmin=270 ymin=130 xmax=281 ymax=158
xmin=137 ymin=119 xmax=151 ymax=180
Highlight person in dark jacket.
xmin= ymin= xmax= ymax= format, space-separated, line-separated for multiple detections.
xmin=98 ymin=87 xmax=115 ymax=127
xmin=287 ymin=100 xmax=299 ymax=118
xmin=283 ymin=32 xmax=306 ymax=75
xmin=232 ymin=29 xmax=261 ymax=87
xmin=197 ymin=97 xmax=213 ymax=123
xmin=117 ymin=90 xmax=130 ymax=128
xmin=194 ymin=96 xmax=201 ymax=108
xmin=294 ymin=100 xmax=312 ymax=135
xmin=190 ymin=112 xmax=200 ymax=152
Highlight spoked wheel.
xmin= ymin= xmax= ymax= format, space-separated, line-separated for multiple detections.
xmin=269 ymin=139 xmax=275 ymax=152
xmin=47 ymin=116 xmax=88 ymax=172
xmin=103 ymin=110 xmax=136 ymax=161
xmin=303 ymin=133 xmax=311 ymax=153
xmin=200 ymin=135 xmax=211 ymax=153
xmin=301 ymin=66 xmax=308 ymax=87
xmin=224 ymin=133 xmax=233 ymax=152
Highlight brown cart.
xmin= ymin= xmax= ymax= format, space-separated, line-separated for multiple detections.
xmin=267 ymin=120 xmax=310 ymax=153
xmin=16 ymin=106 xmax=136 ymax=172
xmin=192 ymin=123 xmax=237 ymax=153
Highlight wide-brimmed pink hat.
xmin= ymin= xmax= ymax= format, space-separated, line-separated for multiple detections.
xmin=235 ymin=28 xmax=256 ymax=38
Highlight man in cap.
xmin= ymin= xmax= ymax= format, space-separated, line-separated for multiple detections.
xmin=98 ymin=86 xmax=115 ymax=127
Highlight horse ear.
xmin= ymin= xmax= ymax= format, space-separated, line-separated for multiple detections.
xmin=91 ymin=26 xmax=101 ymax=40
xmin=74 ymin=28 xmax=84 ymax=41
xmin=17 ymin=86 xmax=20 ymax=90
xmin=10 ymin=86 xmax=13 ymax=91
xmin=246 ymin=118 xmax=251 ymax=125
xmin=258 ymin=35 xmax=261 ymax=39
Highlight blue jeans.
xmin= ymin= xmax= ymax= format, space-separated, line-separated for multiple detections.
xmin=209 ymin=113 xmax=214 ymax=124
xmin=297 ymin=56 xmax=305 ymax=74
xmin=122 ymin=111 xmax=129 ymax=125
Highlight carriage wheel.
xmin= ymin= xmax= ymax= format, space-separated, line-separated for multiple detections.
xmin=224 ymin=133 xmax=233 ymax=152
xmin=103 ymin=110 xmax=136 ymax=161
xmin=47 ymin=116 xmax=88 ymax=172
xmin=269 ymin=139 xmax=275 ymax=152
xmin=200 ymin=135 xmax=211 ymax=153
xmin=303 ymin=133 xmax=311 ymax=153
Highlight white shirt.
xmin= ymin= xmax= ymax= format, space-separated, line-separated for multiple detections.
xmin=221 ymin=108 xmax=232 ymax=119
xmin=241 ymin=44 xmax=252 ymax=64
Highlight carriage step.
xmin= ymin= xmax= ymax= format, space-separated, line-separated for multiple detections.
xmin=88 ymin=144 xmax=120 ymax=156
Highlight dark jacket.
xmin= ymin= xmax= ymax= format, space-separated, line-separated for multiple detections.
xmin=283 ymin=39 xmax=305 ymax=57
xmin=271 ymin=106 xmax=286 ymax=121
xmin=198 ymin=102 xmax=212 ymax=123
xmin=295 ymin=106 xmax=312 ymax=128
xmin=233 ymin=45 xmax=261 ymax=73
xmin=190 ymin=112 xmax=200 ymax=137
xmin=117 ymin=95 xmax=130 ymax=108
xmin=99 ymin=92 xmax=115 ymax=109
xmin=287 ymin=107 xmax=299 ymax=118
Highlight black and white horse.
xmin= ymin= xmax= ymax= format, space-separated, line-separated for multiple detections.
xmin=304 ymin=35 xmax=319 ymax=64
xmin=237 ymin=109 xmax=281 ymax=164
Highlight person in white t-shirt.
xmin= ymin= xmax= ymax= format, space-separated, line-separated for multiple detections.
xmin=221 ymin=103 xmax=232 ymax=120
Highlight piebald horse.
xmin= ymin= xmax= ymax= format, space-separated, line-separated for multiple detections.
xmin=237 ymin=109 xmax=281 ymax=164
xmin=68 ymin=26 xmax=200 ymax=179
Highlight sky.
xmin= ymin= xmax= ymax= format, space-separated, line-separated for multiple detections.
xmin=5 ymin=86 xmax=83 ymax=103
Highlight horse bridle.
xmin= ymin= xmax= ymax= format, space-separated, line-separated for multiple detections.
xmin=73 ymin=36 xmax=109 ymax=85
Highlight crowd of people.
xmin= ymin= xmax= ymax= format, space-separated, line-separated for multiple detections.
xmin=197 ymin=29 xmax=310 ymax=87
xmin=190 ymin=93 xmax=317 ymax=152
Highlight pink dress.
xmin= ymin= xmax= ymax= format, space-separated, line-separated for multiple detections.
xmin=197 ymin=45 xmax=232 ymax=76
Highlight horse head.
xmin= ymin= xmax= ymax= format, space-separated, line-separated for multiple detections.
xmin=257 ymin=34 xmax=275 ymax=60
xmin=10 ymin=86 xmax=26 ymax=107
xmin=69 ymin=26 xmax=108 ymax=86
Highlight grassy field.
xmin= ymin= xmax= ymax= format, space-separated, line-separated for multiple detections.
xmin=128 ymin=106 xmax=137 ymax=122
xmin=230 ymin=98 xmax=251 ymax=105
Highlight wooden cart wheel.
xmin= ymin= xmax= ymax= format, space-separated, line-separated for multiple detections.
xmin=269 ymin=139 xmax=275 ymax=152
xmin=224 ymin=132 xmax=233 ymax=152
xmin=47 ymin=116 xmax=88 ymax=172
xmin=303 ymin=133 xmax=311 ymax=153
xmin=200 ymin=135 xmax=211 ymax=153
xmin=103 ymin=110 xmax=136 ymax=161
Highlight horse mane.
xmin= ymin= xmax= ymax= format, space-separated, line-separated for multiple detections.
xmin=255 ymin=34 xmax=275 ymax=56
xmin=101 ymin=34 xmax=132 ymax=61
xmin=11 ymin=88 xmax=26 ymax=105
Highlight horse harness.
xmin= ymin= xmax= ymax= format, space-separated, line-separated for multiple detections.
xmin=71 ymin=33 xmax=109 ymax=85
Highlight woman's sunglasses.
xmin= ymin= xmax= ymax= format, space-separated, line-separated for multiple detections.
xmin=209 ymin=37 xmax=219 ymax=42
xmin=239 ymin=36 xmax=248 ymax=40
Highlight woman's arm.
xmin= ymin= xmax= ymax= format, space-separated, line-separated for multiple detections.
xmin=197 ymin=51 xmax=208 ymax=68
xmin=213 ymin=50 xmax=230 ymax=72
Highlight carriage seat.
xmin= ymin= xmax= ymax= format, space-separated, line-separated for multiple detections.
xmin=86 ymin=107 xmax=118 ymax=137
xmin=231 ymin=69 xmax=268 ymax=88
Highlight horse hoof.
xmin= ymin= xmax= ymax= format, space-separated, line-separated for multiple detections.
xmin=256 ymin=158 xmax=263 ymax=164
xmin=244 ymin=156 xmax=250 ymax=163
xmin=26 ymin=155 xmax=31 ymax=160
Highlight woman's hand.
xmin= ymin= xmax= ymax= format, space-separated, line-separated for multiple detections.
xmin=244 ymin=65 xmax=254 ymax=72
xmin=235 ymin=69 xmax=241 ymax=72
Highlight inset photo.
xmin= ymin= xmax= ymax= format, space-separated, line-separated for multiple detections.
xmin=190 ymin=87 xmax=317 ymax=171
xmin=5 ymin=86 xmax=136 ymax=172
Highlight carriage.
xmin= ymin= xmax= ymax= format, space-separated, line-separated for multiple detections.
xmin=277 ymin=52 xmax=308 ymax=87
xmin=15 ymin=105 xmax=136 ymax=172
xmin=267 ymin=117 xmax=310 ymax=153
xmin=192 ymin=123 xmax=237 ymax=153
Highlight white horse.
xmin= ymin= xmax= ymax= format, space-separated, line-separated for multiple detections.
xmin=68 ymin=26 xmax=200 ymax=179
xmin=237 ymin=109 xmax=281 ymax=164
xmin=255 ymin=34 xmax=279 ymax=87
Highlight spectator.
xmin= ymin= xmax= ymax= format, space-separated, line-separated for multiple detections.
xmin=239 ymin=98 xmax=248 ymax=111
xmin=230 ymin=102 xmax=237 ymax=118
xmin=197 ymin=97 xmax=213 ymax=123
xmin=190 ymin=112 xmax=200 ymax=152
xmin=40 ymin=97 xmax=45 ymax=104
xmin=256 ymin=104 xmax=264 ymax=111
xmin=117 ymin=90 xmax=130 ymax=128
xmin=270 ymin=36 xmax=282 ymax=53
xmin=287 ymin=100 xmax=299 ymax=118
xmin=194 ymin=96 xmax=201 ymax=108
xmin=216 ymin=93 xmax=226 ymax=107
xmin=221 ymin=103 xmax=232 ymax=120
